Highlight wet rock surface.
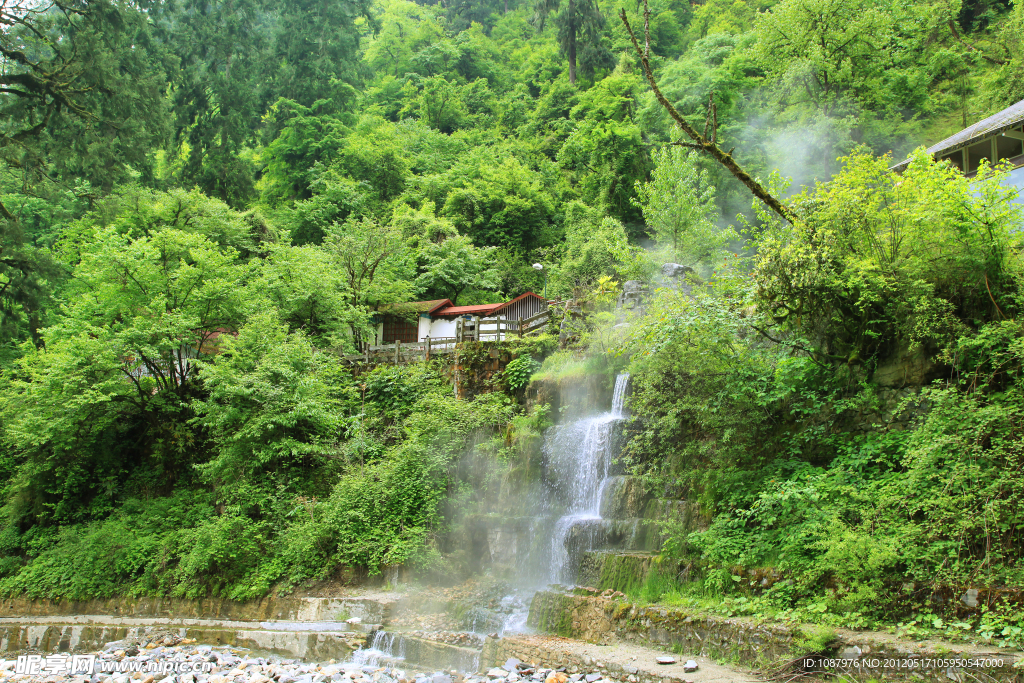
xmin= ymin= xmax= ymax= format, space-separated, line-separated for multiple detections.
xmin=478 ymin=636 xmax=755 ymax=683
xmin=389 ymin=581 xmax=527 ymax=635
xmin=404 ymin=634 xmax=483 ymax=649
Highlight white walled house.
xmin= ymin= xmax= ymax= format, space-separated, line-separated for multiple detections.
xmin=373 ymin=292 xmax=550 ymax=344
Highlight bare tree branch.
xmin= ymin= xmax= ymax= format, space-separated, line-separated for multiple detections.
xmin=947 ymin=20 xmax=1006 ymax=66
xmin=619 ymin=0 xmax=797 ymax=224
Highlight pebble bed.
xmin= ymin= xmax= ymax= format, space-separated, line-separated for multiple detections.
xmin=0 ymin=635 xmax=658 ymax=683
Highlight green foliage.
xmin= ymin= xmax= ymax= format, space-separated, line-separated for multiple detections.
xmin=621 ymin=148 xmax=1024 ymax=639
xmin=1 ymin=224 xmax=249 ymax=526
xmin=405 ymin=148 xmax=561 ymax=251
xmin=532 ymin=0 xmax=610 ymax=84
xmin=415 ymin=234 xmax=500 ymax=304
xmin=549 ymin=201 xmax=654 ymax=298
xmin=633 ymin=147 xmax=736 ymax=265
xmin=323 ymin=216 xmax=416 ymax=323
xmin=253 ymin=244 xmax=360 ymax=346
xmin=258 ymin=100 xmax=351 ymax=205
xmin=504 ymin=353 xmax=542 ymax=390
xmin=3 ymin=0 xmax=1024 ymax=616
xmin=193 ymin=313 xmax=352 ymax=486
xmin=754 ymin=150 xmax=1022 ymax=365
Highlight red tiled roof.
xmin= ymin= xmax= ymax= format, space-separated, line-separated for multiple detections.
xmin=434 ymin=302 xmax=504 ymax=316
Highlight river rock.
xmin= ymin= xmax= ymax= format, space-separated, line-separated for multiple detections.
xmin=655 ymin=658 xmax=674 ymax=665
xmin=623 ymin=280 xmax=642 ymax=293
xmin=661 ymin=263 xmax=694 ymax=278
xmin=503 ymin=659 xmax=521 ymax=673
xmin=682 ymin=661 xmax=698 ymax=673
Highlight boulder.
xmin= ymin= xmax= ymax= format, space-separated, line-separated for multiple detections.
xmin=661 ymin=263 xmax=695 ymax=278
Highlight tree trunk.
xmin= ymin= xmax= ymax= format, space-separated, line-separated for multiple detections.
xmin=568 ymin=0 xmax=577 ymax=84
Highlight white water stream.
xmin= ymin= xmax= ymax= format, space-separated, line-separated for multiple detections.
xmin=545 ymin=373 xmax=629 ymax=584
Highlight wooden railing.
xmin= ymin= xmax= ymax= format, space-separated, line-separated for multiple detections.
xmin=339 ymin=309 xmax=553 ymax=365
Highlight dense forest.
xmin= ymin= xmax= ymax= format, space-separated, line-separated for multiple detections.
xmin=1 ymin=0 xmax=1024 ymax=650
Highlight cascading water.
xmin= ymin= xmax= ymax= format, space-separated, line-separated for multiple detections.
xmin=352 ymin=630 xmax=402 ymax=668
xmin=546 ymin=373 xmax=629 ymax=584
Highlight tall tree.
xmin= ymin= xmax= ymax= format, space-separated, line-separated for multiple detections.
xmin=270 ymin=0 xmax=375 ymax=111
xmin=0 ymin=0 xmax=170 ymax=349
xmin=633 ymin=147 xmax=734 ymax=265
xmin=415 ymin=234 xmax=498 ymax=304
xmin=158 ymin=0 xmax=270 ymax=207
xmin=532 ymin=0 xmax=606 ymax=84
xmin=0 ymin=0 xmax=170 ymax=198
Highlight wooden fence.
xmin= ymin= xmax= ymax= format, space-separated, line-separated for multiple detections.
xmin=340 ymin=309 xmax=552 ymax=365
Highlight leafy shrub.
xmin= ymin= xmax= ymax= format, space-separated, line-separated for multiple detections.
xmin=622 ymin=151 xmax=1024 ymax=635
xmin=753 ymin=150 xmax=1022 ymax=366
xmin=504 ymin=354 xmax=541 ymax=391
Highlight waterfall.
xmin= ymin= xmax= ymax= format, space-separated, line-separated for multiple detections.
xmin=546 ymin=373 xmax=629 ymax=584
xmin=610 ymin=372 xmax=629 ymax=417
xmin=352 ymin=630 xmax=401 ymax=667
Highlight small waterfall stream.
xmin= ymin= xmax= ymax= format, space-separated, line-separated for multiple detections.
xmin=351 ymin=630 xmax=401 ymax=668
xmin=546 ymin=373 xmax=629 ymax=584
xmin=343 ymin=374 xmax=634 ymax=667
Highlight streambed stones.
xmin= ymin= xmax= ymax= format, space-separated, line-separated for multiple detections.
xmin=0 ymin=640 xmax=440 ymax=683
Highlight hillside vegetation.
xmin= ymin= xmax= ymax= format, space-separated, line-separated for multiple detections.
xmin=0 ymin=0 xmax=1023 ymax=649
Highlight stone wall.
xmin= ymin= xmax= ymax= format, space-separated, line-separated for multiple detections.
xmin=445 ymin=344 xmax=516 ymax=399
xmin=576 ymin=553 xmax=684 ymax=594
xmin=526 ymin=592 xmax=796 ymax=663
xmin=0 ymin=595 xmax=396 ymax=624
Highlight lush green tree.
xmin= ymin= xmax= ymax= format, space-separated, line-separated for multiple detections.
xmin=269 ymin=0 xmax=373 ymax=110
xmin=0 ymin=226 xmax=246 ymax=526
xmin=0 ymin=219 xmax=61 ymax=350
xmin=753 ymin=0 xmax=897 ymax=175
xmin=400 ymin=75 xmax=471 ymax=133
xmin=258 ymin=100 xmax=350 ymax=206
xmin=1000 ymin=0 xmax=1024 ymax=104
xmin=557 ymin=66 xmax=648 ymax=223
xmin=160 ymin=0 xmax=269 ymax=207
xmin=254 ymin=244 xmax=360 ymax=347
xmin=549 ymin=200 xmax=652 ymax=297
xmin=0 ymin=0 xmax=170 ymax=196
xmin=392 ymin=200 xmax=458 ymax=243
xmin=289 ymin=172 xmax=376 ymax=246
xmin=634 ymin=147 xmax=735 ymax=265
xmin=335 ymin=117 xmax=413 ymax=202
xmin=532 ymin=0 xmax=608 ymax=83
xmin=754 ymin=150 xmax=1023 ymax=365
xmin=57 ymin=187 xmax=269 ymax=266
xmin=362 ymin=0 xmax=447 ymax=78
xmin=194 ymin=312 xmax=351 ymax=487
xmin=415 ymin=234 xmax=499 ymax=303
xmin=405 ymin=149 xmax=560 ymax=250
xmin=323 ymin=217 xmax=415 ymax=341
